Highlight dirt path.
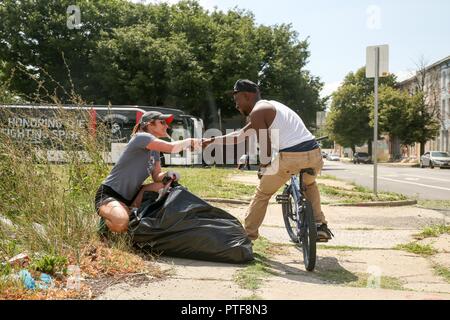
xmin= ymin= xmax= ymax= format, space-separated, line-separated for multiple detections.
xmin=97 ymin=174 xmax=450 ymax=300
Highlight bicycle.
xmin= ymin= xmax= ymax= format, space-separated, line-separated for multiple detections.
xmin=276 ymin=168 xmax=320 ymax=271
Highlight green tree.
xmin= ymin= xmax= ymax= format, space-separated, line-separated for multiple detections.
xmin=406 ymin=60 xmax=441 ymax=155
xmin=256 ymin=25 xmax=325 ymax=128
xmin=375 ymin=86 xmax=410 ymax=141
xmin=0 ymin=60 xmax=22 ymax=103
xmin=407 ymin=92 xmax=440 ymax=154
xmin=0 ymin=0 xmax=325 ymax=129
xmin=0 ymin=0 xmax=140 ymax=102
xmin=326 ymin=67 xmax=397 ymax=153
xmin=326 ymin=84 xmax=370 ymax=153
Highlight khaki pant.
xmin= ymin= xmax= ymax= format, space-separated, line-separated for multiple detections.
xmin=245 ymin=148 xmax=327 ymax=240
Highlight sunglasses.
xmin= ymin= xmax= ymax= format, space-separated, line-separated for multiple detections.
xmin=157 ymin=120 xmax=168 ymax=126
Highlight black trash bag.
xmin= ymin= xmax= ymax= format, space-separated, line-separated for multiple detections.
xmin=128 ymin=185 xmax=254 ymax=264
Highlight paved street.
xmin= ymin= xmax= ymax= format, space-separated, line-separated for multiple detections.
xmin=322 ymin=160 xmax=450 ymax=200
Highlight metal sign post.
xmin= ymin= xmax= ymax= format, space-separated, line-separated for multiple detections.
xmin=366 ymin=44 xmax=389 ymax=197
xmin=373 ymin=47 xmax=379 ymax=196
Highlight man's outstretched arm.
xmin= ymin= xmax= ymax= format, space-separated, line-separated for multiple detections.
xmin=202 ymin=122 xmax=254 ymax=146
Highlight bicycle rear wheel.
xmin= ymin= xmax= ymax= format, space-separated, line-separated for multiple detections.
xmin=300 ymin=199 xmax=317 ymax=271
xmin=281 ymin=186 xmax=299 ymax=243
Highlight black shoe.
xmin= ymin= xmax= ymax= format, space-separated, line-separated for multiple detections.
xmin=317 ymin=223 xmax=334 ymax=241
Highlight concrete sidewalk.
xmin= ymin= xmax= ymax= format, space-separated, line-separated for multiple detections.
xmin=97 ymin=174 xmax=450 ymax=300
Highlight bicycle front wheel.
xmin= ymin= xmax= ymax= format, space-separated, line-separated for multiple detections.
xmin=300 ymin=199 xmax=317 ymax=271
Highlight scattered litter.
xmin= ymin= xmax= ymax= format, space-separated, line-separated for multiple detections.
xmin=37 ymin=273 xmax=53 ymax=290
xmin=19 ymin=269 xmax=36 ymax=290
xmin=8 ymin=253 xmax=30 ymax=268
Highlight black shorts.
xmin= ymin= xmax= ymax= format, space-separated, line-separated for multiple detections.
xmin=94 ymin=184 xmax=132 ymax=214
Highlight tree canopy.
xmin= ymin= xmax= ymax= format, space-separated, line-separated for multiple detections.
xmin=327 ymin=65 xmax=441 ymax=153
xmin=326 ymin=67 xmax=397 ymax=152
xmin=0 ymin=0 xmax=325 ymax=128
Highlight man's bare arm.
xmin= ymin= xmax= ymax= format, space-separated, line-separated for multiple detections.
xmin=204 ymin=122 xmax=254 ymax=145
xmin=250 ymin=108 xmax=272 ymax=165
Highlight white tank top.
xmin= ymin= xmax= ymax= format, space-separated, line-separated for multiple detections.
xmin=255 ymin=100 xmax=315 ymax=151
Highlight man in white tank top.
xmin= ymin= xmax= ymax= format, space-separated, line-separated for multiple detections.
xmin=203 ymin=79 xmax=333 ymax=241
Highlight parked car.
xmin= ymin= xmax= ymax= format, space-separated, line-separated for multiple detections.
xmin=420 ymin=151 xmax=450 ymax=169
xmin=352 ymin=152 xmax=371 ymax=164
xmin=326 ymin=153 xmax=340 ymax=161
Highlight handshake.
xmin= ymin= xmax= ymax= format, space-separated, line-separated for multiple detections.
xmin=188 ymin=138 xmax=216 ymax=150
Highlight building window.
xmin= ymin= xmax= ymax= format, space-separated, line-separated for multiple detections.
xmin=443 ymin=100 xmax=446 ymax=120
xmin=443 ymin=71 xmax=447 ymax=90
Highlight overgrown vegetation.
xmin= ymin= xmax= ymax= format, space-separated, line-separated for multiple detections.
xmin=0 ymin=104 xmax=163 ymax=299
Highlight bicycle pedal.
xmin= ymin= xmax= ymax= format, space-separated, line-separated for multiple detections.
xmin=317 ymin=238 xmax=329 ymax=243
xmin=275 ymin=194 xmax=289 ymax=203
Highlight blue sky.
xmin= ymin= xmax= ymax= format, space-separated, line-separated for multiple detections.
xmin=138 ymin=0 xmax=450 ymax=97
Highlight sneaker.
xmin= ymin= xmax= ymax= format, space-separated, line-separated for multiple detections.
xmin=316 ymin=223 xmax=334 ymax=241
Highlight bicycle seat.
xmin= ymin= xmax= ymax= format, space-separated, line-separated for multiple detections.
xmin=300 ymin=168 xmax=315 ymax=176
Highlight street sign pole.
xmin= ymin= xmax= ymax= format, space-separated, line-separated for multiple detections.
xmin=373 ymin=47 xmax=379 ymax=196
xmin=366 ymin=44 xmax=388 ymax=197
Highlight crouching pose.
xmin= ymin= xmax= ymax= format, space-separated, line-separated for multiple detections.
xmin=94 ymin=111 xmax=201 ymax=233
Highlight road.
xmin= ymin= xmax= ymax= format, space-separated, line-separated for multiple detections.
xmin=322 ymin=160 xmax=450 ymax=200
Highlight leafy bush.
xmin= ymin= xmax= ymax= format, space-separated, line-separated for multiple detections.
xmin=30 ymin=254 xmax=68 ymax=275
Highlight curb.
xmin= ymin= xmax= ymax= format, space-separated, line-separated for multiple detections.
xmin=330 ymin=200 xmax=418 ymax=207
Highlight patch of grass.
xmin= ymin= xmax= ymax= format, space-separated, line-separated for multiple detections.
xmin=417 ymin=200 xmax=450 ymax=210
xmin=395 ymin=242 xmax=438 ymax=256
xmin=164 ymin=167 xmax=255 ymax=200
xmin=414 ymin=224 xmax=450 ymax=239
xmin=241 ymin=294 xmax=264 ymax=300
xmin=432 ymin=264 xmax=450 ymax=284
xmin=316 ymin=269 xmax=405 ymax=290
xmin=318 ymin=184 xmax=407 ymax=204
xmin=233 ymin=237 xmax=280 ymax=291
xmin=233 ymin=263 xmax=272 ymax=290
xmin=318 ymin=174 xmax=338 ymax=180
xmin=351 ymin=184 xmax=372 ymax=193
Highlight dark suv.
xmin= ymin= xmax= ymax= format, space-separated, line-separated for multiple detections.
xmin=352 ymin=152 xmax=371 ymax=164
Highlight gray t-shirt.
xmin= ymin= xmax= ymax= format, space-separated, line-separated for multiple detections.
xmin=103 ymin=132 xmax=160 ymax=201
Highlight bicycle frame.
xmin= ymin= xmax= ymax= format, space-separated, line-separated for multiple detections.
xmin=288 ymin=174 xmax=306 ymax=240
